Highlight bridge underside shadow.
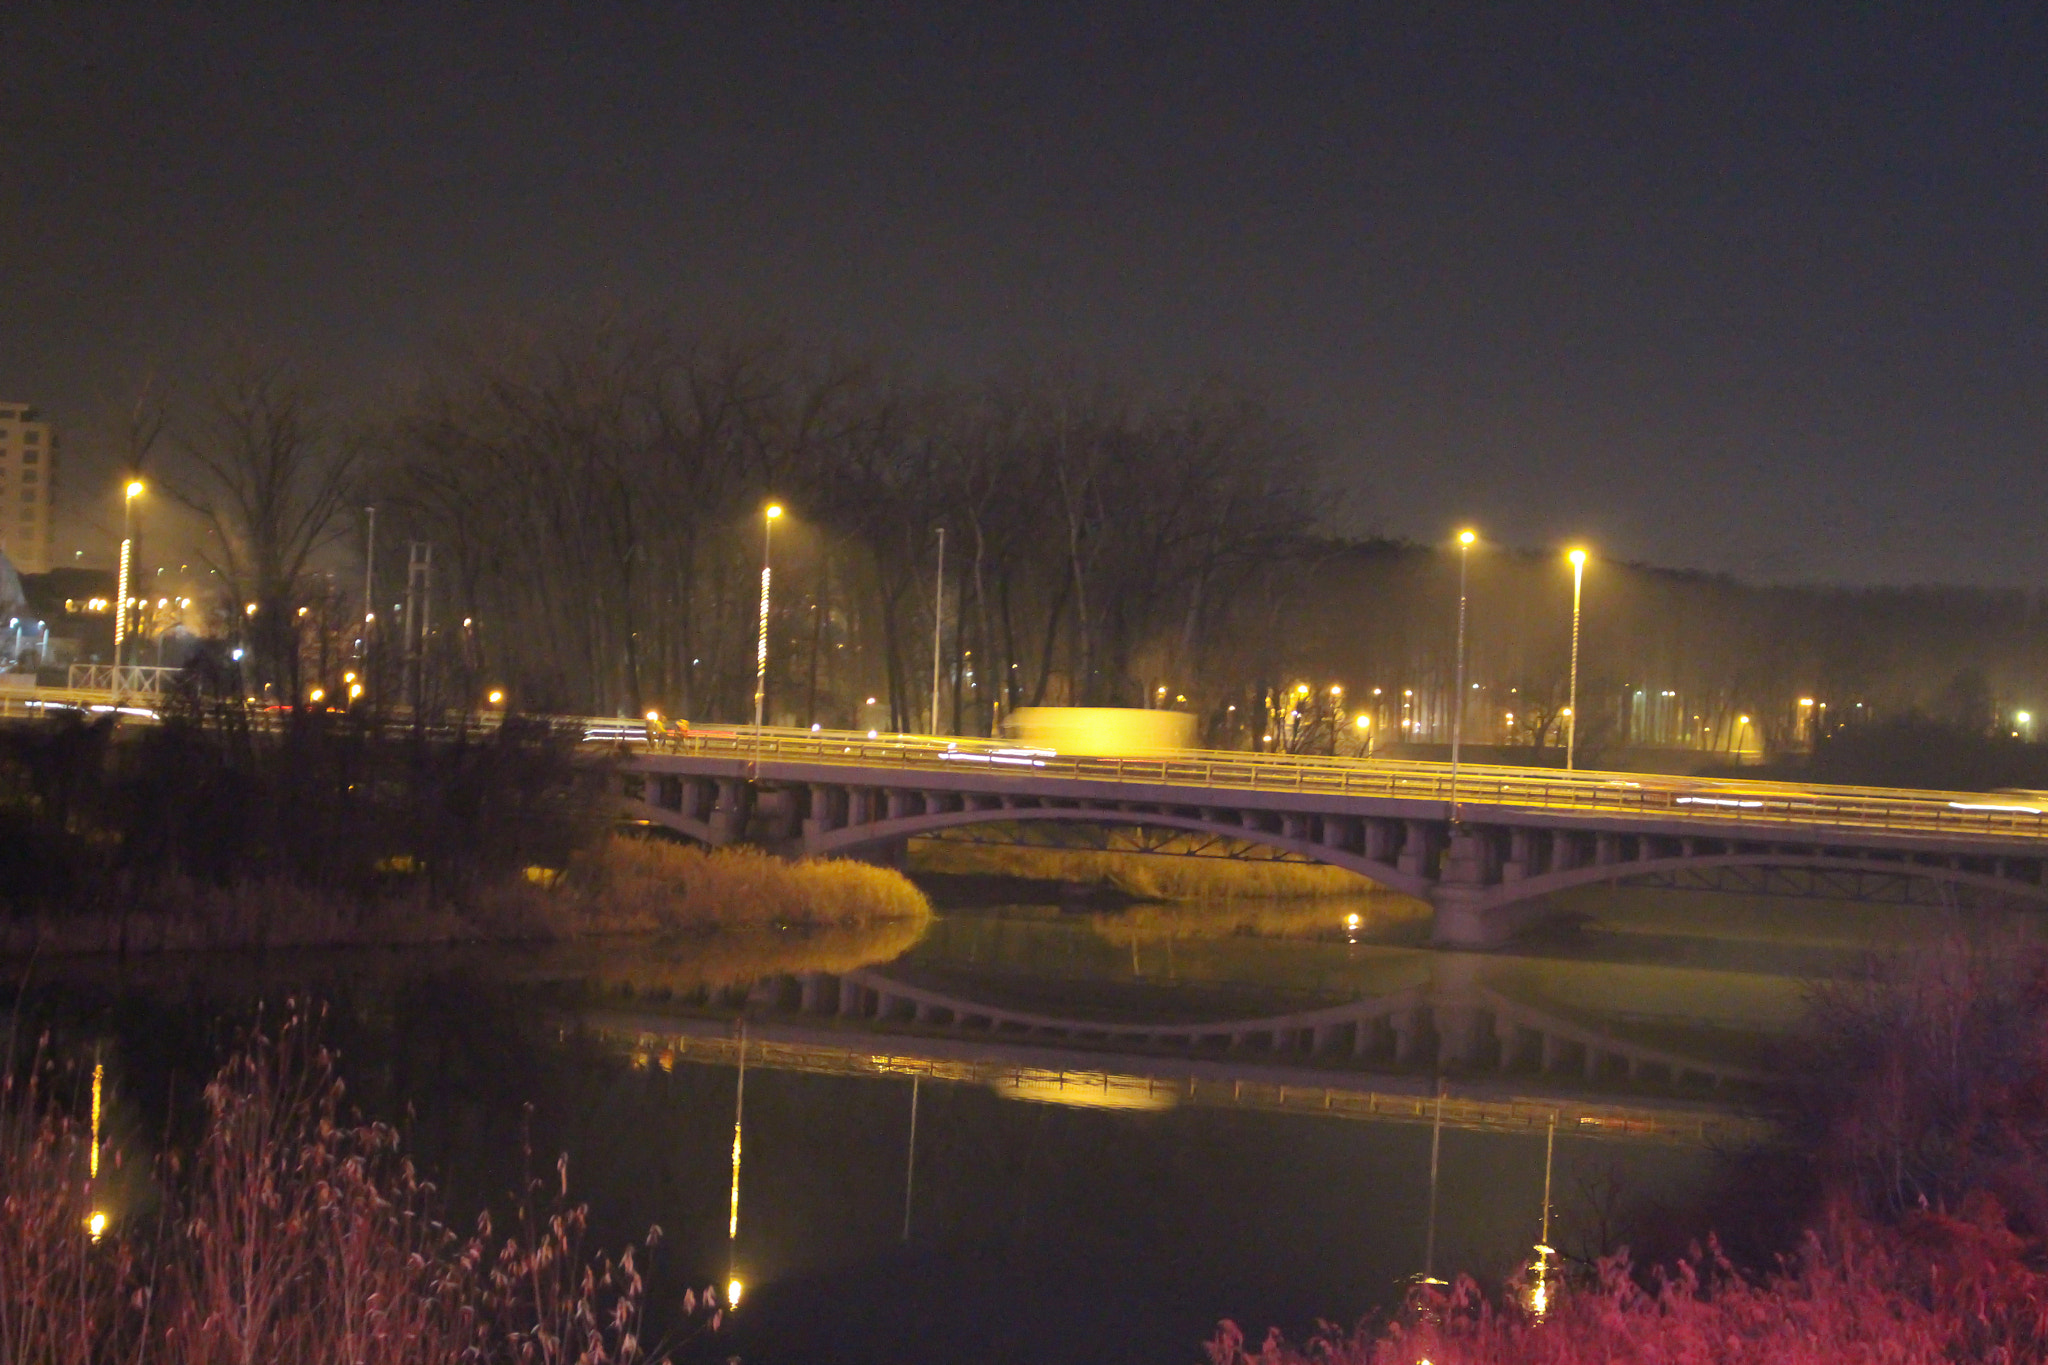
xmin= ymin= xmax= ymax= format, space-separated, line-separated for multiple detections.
xmin=625 ymin=769 xmax=2048 ymax=947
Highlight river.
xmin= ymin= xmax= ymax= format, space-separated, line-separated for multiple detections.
xmin=9 ymin=882 xmax=2011 ymax=1364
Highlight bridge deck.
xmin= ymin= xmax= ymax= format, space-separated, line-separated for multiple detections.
xmin=623 ymin=721 xmax=2048 ymax=849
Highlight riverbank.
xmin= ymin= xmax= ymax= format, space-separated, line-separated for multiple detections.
xmin=0 ymin=836 xmax=931 ymax=959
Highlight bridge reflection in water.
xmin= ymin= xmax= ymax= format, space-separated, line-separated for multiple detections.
xmin=573 ymin=956 xmax=1771 ymax=1151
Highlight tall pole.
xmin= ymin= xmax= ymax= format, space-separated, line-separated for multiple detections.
xmin=1567 ymin=549 xmax=1586 ymax=771
xmin=114 ymin=482 xmax=141 ymax=679
xmin=929 ymin=527 xmax=945 ymax=736
xmin=361 ymin=505 xmax=377 ymax=696
xmin=754 ymin=504 xmax=781 ymax=758
xmin=1449 ymin=530 xmax=1475 ymax=817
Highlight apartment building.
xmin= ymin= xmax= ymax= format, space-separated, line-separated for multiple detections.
xmin=0 ymin=403 xmax=55 ymax=573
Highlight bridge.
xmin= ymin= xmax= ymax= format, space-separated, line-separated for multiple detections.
xmin=11 ymin=691 xmax=2047 ymax=949
xmin=620 ymin=724 xmax=2048 ymax=948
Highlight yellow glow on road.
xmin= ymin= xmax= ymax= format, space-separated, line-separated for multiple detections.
xmin=727 ymin=1278 xmax=743 ymax=1308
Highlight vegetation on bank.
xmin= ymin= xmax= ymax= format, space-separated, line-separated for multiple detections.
xmin=0 ymin=837 xmax=931 ymax=958
xmin=1087 ymin=895 xmax=1428 ymax=944
xmin=908 ymin=831 xmax=1385 ymax=902
xmin=1215 ymin=933 xmax=2048 ymax=1363
xmin=0 ymin=709 xmax=928 ymax=959
xmin=1 ymin=1005 xmax=713 ymax=1363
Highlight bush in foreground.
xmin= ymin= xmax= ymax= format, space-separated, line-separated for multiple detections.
xmin=0 ymin=1005 xmax=712 ymax=1364
xmin=1211 ymin=1201 xmax=2048 ymax=1364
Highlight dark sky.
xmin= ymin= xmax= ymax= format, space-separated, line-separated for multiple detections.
xmin=8 ymin=4 xmax=2047 ymax=585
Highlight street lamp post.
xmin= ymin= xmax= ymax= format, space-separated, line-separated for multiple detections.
xmin=929 ymin=526 xmax=945 ymax=736
xmin=1566 ymin=548 xmax=1587 ymax=771
xmin=754 ymin=504 xmax=782 ymax=756
xmin=113 ymin=480 xmax=144 ymax=681
xmin=1449 ymin=529 xmax=1476 ymax=816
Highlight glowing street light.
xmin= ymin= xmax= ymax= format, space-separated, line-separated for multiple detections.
xmin=754 ymin=504 xmax=782 ymax=754
xmin=1450 ymin=529 xmax=1477 ymax=816
xmin=114 ymin=480 xmax=144 ymax=672
xmin=1566 ymin=548 xmax=1588 ymax=771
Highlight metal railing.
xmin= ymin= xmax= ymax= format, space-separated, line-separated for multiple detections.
xmin=11 ymin=687 xmax=2046 ymax=849
xmin=614 ymin=720 xmax=2048 ymax=847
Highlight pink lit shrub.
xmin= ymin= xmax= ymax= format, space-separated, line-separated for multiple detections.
xmin=1213 ymin=1201 xmax=2048 ymax=1363
xmin=0 ymin=1004 xmax=711 ymax=1363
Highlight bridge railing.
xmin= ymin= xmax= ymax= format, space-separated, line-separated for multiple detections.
xmin=608 ymin=719 xmax=2048 ymax=846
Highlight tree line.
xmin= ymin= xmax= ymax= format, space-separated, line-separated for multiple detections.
xmin=142 ymin=318 xmax=2048 ymax=763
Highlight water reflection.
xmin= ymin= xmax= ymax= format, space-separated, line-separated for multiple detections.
xmin=16 ymin=881 xmax=1973 ymax=1364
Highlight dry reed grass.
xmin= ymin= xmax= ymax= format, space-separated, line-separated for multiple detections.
xmin=1212 ymin=1204 xmax=2048 ymax=1364
xmin=0 ymin=1004 xmax=713 ymax=1364
xmin=564 ymin=837 xmax=933 ymax=935
xmin=909 ymin=834 xmax=1381 ymax=901
xmin=1088 ymin=893 xmax=1429 ymax=943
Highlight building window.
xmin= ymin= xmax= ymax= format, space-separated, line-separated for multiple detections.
xmin=22 ymin=450 xmax=37 ymax=464
xmin=22 ymin=470 xmax=35 ymax=483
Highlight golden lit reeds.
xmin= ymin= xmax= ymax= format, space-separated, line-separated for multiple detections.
xmin=910 ymin=831 xmax=1385 ymax=901
xmin=1087 ymin=894 xmax=1429 ymax=944
xmin=563 ymin=836 xmax=933 ymax=935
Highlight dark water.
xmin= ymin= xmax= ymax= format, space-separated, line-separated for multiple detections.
xmin=10 ymin=886 xmax=1962 ymax=1364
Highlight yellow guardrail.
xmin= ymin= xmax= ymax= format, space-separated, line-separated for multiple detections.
xmin=11 ymin=688 xmax=2045 ymax=847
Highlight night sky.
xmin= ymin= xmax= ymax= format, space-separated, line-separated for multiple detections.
xmin=9 ymin=4 xmax=2047 ymax=585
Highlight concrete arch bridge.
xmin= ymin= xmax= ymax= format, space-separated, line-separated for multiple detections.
xmin=620 ymin=726 xmax=2048 ymax=948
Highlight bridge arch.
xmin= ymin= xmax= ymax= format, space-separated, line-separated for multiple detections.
xmin=1491 ymin=849 xmax=2048 ymax=912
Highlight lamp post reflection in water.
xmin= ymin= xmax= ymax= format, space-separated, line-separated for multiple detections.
xmin=901 ymin=1074 xmax=921 ymax=1241
xmin=1529 ymin=1111 xmax=1556 ymax=1319
xmin=1421 ymin=1078 xmax=1445 ymax=1283
xmin=727 ymin=1020 xmax=746 ymax=1309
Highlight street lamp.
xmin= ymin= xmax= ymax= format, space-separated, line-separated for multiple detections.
xmin=1566 ymin=548 xmax=1587 ymax=771
xmin=930 ymin=526 xmax=945 ymax=735
xmin=1450 ymin=529 xmax=1477 ymax=816
xmin=754 ymin=504 xmax=782 ymax=754
xmin=113 ymin=480 xmax=144 ymax=678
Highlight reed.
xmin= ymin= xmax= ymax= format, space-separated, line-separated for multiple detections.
xmin=564 ymin=836 xmax=934 ymax=936
xmin=0 ymin=1004 xmax=713 ymax=1364
xmin=909 ymin=833 xmax=1382 ymax=901
xmin=0 ymin=839 xmax=932 ymax=960
xmin=1088 ymin=894 xmax=1428 ymax=943
xmin=1210 ymin=1205 xmax=2044 ymax=1364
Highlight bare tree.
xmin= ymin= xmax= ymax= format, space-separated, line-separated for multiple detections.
xmin=172 ymin=360 xmax=357 ymax=702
